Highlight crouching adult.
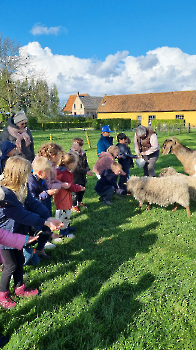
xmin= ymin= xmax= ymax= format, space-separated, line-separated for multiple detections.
xmin=134 ymin=125 xmax=160 ymax=177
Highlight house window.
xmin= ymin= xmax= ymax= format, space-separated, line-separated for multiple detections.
xmin=137 ymin=116 xmax=142 ymax=124
xmin=73 ymin=104 xmax=76 ymax=108
xmin=148 ymin=115 xmax=156 ymax=120
xmin=176 ymin=115 xmax=184 ymax=119
xmin=80 ymin=104 xmax=82 ymax=108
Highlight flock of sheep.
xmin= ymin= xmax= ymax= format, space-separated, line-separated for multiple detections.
xmin=126 ymin=137 xmax=196 ymax=217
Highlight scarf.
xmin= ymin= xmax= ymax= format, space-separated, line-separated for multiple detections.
xmin=7 ymin=126 xmax=31 ymax=151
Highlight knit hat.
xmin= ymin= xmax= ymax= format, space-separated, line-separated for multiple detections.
xmin=0 ymin=141 xmax=16 ymax=158
xmin=13 ymin=111 xmax=27 ymax=124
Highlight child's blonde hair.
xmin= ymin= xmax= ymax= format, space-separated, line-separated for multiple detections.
xmin=32 ymin=156 xmax=52 ymax=174
xmin=1 ymin=156 xmax=32 ymax=202
xmin=111 ymin=162 xmax=122 ymax=173
xmin=72 ymin=137 xmax=84 ymax=147
xmin=37 ymin=143 xmax=64 ymax=162
xmin=107 ymin=145 xmax=119 ymax=156
xmin=59 ymin=152 xmax=79 ymax=171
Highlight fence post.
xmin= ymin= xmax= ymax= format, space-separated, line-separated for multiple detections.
xmin=67 ymin=121 xmax=69 ymax=131
xmin=188 ymin=123 xmax=190 ymax=133
xmin=85 ymin=131 xmax=91 ymax=148
xmin=50 ymin=134 xmax=53 ymax=142
xmin=114 ymin=128 xmax=118 ymax=142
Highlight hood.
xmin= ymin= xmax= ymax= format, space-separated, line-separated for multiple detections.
xmin=98 ymin=152 xmax=113 ymax=160
xmin=0 ymin=140 xmax=16 ymax=158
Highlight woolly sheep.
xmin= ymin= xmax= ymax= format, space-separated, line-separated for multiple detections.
xmin=159 ymin=167 xmax=196 ymax=202
xmin=126 ymin=175 xmax=191 ymax=217
xmin=161 ymin=137 xmax=196 ymax=176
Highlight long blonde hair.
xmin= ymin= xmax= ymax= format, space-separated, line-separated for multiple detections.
xmin=1 ymin=156 xmax=32 ymax=202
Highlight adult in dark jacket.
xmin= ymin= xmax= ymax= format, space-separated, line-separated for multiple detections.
xmin=0 ymin=111 xmax=35 ymax=162
xmin=97 ymin=125 xmax=113 ymax=156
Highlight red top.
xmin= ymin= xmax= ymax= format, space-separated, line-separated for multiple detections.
xmin=53 ymin=167 xmax=83 ymax=210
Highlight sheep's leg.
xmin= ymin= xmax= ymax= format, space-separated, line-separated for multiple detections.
xmin=186 ymin=206 xmax=191 ymax=218
xmin=172 ymin=203 xmax=178 ymax=212
xmin=147 ymin=203 xmax=151 ymax=211
xmin=138 ymin=203 xmax=142 ymax=213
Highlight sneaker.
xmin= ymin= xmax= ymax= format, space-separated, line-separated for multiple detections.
xmin=44 ymin=242 xmax=56 ymax=250
xmin=59 ymin=229 xmax=69 ymax=237
xmin=99 ymin=197 xmax=104 ymax=202
xmin=52 ymin=238 xmax=63 ymax=243
xmin=66 ymin=233 xmax=75 ymax=238
xmin=104 ymin=200 xmax=114 ymax=205
xmin=0 ymin=290 xmax=16 ymax=309
xmin=79 ymin=202 xmax=87 ymax=208
xmin=72 ymin=206 xmax=80 ymax=213
xmin=35 ymin=249 xmax=50 ymax=259
xmin=0 ymin=335 xmax=8 ymax=347
xmin=14 ymin=284 xmax=38 ymax=298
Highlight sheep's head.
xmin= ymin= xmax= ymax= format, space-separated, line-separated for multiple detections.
xmin=159 ymin=167 xmax=177 ymax=177
xmin=126 ymin=176 xmax=139 ymax=193
xmin=161 ymin=138 xmax=177 ymax=155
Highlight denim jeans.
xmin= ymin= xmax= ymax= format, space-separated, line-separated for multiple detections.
xmin=23 ymin=247 xmax=39 ymax=266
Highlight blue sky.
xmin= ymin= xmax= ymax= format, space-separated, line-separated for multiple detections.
xmin=1 ymin=0 xmax=196 ymax=104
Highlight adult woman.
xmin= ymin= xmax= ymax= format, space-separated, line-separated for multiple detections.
xmin=0 ymin=111 xmax=35 ymax=161
xmin=134 ymin=125 xmax=160 ymax=177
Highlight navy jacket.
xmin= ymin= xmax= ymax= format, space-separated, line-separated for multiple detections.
xmin=28 ymin=173 xmax=52 ymax=215
xmin=95 ymin=169 xmax=118 ymax=193
xmin=0 ymin=186 xmax=50 ymax=236
xmin=97 ymin=134 xmax=113 ymax=156
xmin=116 ymin=143 xmax=137 ymax=170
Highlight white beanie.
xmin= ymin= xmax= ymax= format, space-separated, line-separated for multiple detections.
xmin=13 ymin=111 xmax=27 ymax=124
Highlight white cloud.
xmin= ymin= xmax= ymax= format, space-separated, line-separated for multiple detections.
xmin=19 ymin=42 xmax=196 ymax=104
xmin=30 ymin=24 xmax=66 ymax=35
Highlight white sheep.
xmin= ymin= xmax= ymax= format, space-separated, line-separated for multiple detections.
xmin=159 ymin=167 xmax=196 ymax=202
xmin=126 ymin=175 xmax=191 ymax=217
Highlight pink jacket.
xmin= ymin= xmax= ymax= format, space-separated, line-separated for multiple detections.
xmin=0 ymin=229 xmax=27 ymax=264
xmin=93 ymin=152 xmax=115 ymax=176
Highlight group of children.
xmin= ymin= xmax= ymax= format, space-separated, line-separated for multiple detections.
xmin=0 ymin=137 xmax=93 ymax=311
xmin=0 ymin=130 xmax=136 ymax=314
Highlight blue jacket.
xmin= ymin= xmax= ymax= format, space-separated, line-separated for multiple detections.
xmin=28 ymin=173 xmax=52 ymax=215
xmin=95 ymin=169 xmax=118 ymax=193
xmin=97 ymin=134 xmax=113 ymax=156
xmin=0 ymin=186 xmax=50 ymax=237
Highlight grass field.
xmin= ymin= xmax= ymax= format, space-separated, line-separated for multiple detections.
xmin=1 ymin=129 xmax=196 ymax=349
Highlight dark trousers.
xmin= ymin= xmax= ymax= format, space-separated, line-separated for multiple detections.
xmin=0 ymin=249 xmax=24 ymax=292
xmin=118 ymin=166 xmax=129 ymax=194
xmin=72 ymin=191 xmax=85 ymax=206
xmin=96 ymin=186 xmax=114 ymax=201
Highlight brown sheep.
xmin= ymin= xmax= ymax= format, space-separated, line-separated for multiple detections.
xmin=161 ymin=137 xmax=196 ymax=176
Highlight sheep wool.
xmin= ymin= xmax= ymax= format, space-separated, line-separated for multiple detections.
xmin=127 ymin=175 xmax=190 ymax=216
xmin=159 ymin=167 xmax=196 ymax=202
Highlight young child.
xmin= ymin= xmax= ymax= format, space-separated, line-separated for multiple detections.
xmin=54 ymin=152 xmax=85 ymax=237
xmin=94 ymin=162 xmax=122 ymax=205
xmin=70 ymin=138 xmax=93 ymax=212
xmin=93 ymin=145 xmax=119 ymax=179
xmin=0 ymin=140 xmax=16 ymax=173
xmin=37 ymin=142 xmax=70 ymax=192
xmin=0 ymin=156 xmax=63 ymax=309
xmin=28 ymin=156 xmax=59 ymax=258
xmin=116 ymin=133 xmax=137 ymax=195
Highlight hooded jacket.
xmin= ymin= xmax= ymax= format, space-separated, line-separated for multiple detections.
xmin=0 ymin=116 xmax=35 ymax=162
xmin=97 ymin=134 xmax=113 ymax=156
xmin=0 ymin=140 xmax=16 ymax=173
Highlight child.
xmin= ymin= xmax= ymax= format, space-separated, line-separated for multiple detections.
xmin=54 ymin=152 xmax=85 ymax=237
xmin=28 ymin=156 xmax=59 ymax=258
xmin=37 ymin=142 xmax=70 ymax=191
xmin=70 ymin=137 xmax=93 ymax=212
xmin=0 ymin=156 xmax=63 ymax=309
xmin=94 ymin=162 xmax=122 ymax=205
xmin=116 ymin=133 xmax=137 ymax=195
xmin=0 ymin=140 xmax=16 ymax=173
xmin=93 ymin=145 xmax=119 ymax=179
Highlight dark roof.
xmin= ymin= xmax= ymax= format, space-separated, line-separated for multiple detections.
xmin=97 ymin=91 xmax=196 ymax=113
xmin=79 ymin=96 xmax=103 ymax=109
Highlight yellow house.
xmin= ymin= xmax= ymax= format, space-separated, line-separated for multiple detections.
xmin=97 ymin=91 xmax=196 ymax=127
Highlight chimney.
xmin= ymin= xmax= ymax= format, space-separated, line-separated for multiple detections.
xmin=77 ymin=92 xmax=79 ymax=96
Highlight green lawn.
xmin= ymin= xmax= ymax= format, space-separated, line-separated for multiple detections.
xmin=1 ymin=129 xmax=196 ymax=349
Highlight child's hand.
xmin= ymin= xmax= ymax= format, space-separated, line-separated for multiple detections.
xmin=44 ymin=218 xmax=64 ymax=230
xmin=62 ymin=182 xmax=71 ymax=189
xmin=47 ymin=189 xmax=59 ymax=195
xmin=87 ymin=171 xmax=93 ymax=176
xmin=80 ymin=186 xmax=85 ymax=191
